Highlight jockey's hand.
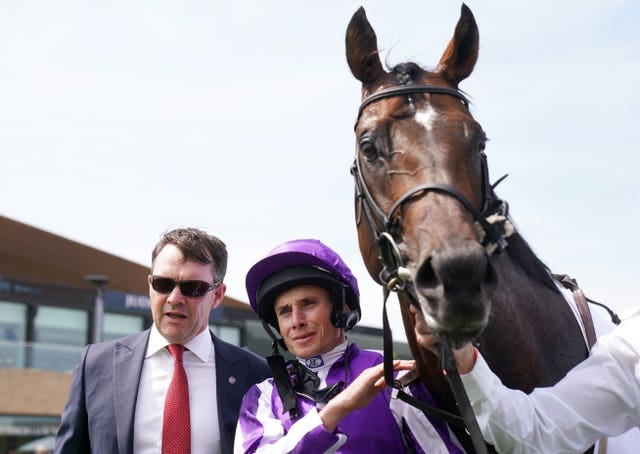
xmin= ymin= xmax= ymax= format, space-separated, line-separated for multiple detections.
xmin=319 ymin=359 xmax=415 ymax=432
xmin=409 ymin=305 xmax=477 ymax=374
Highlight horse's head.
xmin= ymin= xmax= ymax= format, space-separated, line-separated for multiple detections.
xmin=346 ymin=5 xmax=502 ymax=347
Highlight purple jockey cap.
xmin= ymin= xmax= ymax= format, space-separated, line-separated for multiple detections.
xmin=246 ymin=239 xmax=360 ymax=330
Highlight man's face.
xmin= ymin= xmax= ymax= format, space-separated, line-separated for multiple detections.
xmin=149 ymin=244 xmax=225 ymax=344
xmin=274 ymin=284 xmax=345 ymax=359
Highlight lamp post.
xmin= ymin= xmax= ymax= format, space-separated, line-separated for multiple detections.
xmin=85 ymin=274 xmax=109 ymax=343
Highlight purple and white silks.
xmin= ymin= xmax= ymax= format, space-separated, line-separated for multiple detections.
xmin=234 ymin=343 xmax=465 ymax=453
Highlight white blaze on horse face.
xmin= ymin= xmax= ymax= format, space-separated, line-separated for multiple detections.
xmin=415 ymin=103 xmax=473 ymax=140
xmin=414 ymin=104 xmax=437 ymax=132
xmin=462 ymin=123 xmax=471 ymax=140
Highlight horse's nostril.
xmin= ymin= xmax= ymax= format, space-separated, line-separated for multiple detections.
xmin=415 ymin=257 xmax=439 ymax=291
xmin=414 ymin=245 xmax=495 ymax=310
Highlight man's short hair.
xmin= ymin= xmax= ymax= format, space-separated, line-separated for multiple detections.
xmin=151 ymin=227 xmax=227 ymax=283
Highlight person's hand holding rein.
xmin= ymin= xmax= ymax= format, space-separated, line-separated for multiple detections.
xmin=409 ymin=305 xmax=476 ymax=374
xmin=319 ymin=359 xmax=415 ymax=432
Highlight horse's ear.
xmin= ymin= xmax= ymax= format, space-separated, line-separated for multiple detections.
xmin=435 ymin=4 xmax=479 ymax=86
xmin=346 ymin=7 xmax=385 ymax=85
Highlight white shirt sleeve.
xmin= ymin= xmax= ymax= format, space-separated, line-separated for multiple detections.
xmin=461 ymin=310 xmax=640 ymax=454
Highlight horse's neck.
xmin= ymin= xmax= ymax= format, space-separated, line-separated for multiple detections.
xmin=397 ymin=239 xmax=589 ymax=454
xmin=481 ymin=250 xmax=589 ymax=391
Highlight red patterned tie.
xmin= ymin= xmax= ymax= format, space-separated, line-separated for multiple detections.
xmin=162 ymin=344 xmax=191 ymax=454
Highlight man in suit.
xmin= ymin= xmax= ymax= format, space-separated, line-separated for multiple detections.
xmin=55 ymin=227 xmax=270 ymax=454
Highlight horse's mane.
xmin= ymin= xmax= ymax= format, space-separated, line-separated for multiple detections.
xmin=503 ymin=230 xmax=560 ymax=295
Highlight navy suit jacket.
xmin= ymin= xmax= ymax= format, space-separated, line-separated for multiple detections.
xmin=54 ymin=329 xmax=270 ymax=454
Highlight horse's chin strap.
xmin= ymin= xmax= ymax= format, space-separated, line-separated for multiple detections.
xmin=379 ymin=254 xmax=488 ymax=454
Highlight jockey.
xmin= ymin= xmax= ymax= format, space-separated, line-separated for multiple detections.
xmin=234 ymin=238 xmax=466 ymax=453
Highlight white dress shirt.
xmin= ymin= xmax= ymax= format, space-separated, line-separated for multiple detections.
xmin=462 ymin=307 xmax=640 ymax=453
xmin=134 ymin=325 xmax=220 ymax=454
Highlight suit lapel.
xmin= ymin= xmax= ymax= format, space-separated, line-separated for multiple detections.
xmin=213 ymin=334 xmax=249 ymax=454
xmin=113 ymin=330 xmax=149 ymax=454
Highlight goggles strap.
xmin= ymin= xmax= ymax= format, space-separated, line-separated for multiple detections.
xmin=288 ymin=361 xmax=344 ymax=404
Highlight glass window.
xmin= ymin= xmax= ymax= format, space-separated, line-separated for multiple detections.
xmin=33 ymin=306 xmax=88 ymax=371
xmin=0 ymin=301 xmax=27 ymax=368
xmin=210 ymin=324 xmax=241 ymax=346
xmin=103 ymin=313 xmax=144 ymax=341
xmin=34 ymin=306 xmax=88 ymax=345
xmin=0 ymin=414 xmax=60 ymax=436
xmin=242 ymin=319 xmax=280 ymax=357
xmin=0 ymin=301 xmax=27 ymax=341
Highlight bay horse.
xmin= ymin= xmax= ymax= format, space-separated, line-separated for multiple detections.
xmin=346 ymin=5 xmax=591 ymax=453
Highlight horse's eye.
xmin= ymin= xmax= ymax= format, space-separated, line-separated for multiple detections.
xmin=359 ymin=138 xmax=378 ymax=161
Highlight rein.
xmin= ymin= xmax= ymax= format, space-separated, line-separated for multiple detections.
xmin=378 ymin=235 xmax=488 ymax=454
xmin=351 ymin=84 xmax=511 ymax=454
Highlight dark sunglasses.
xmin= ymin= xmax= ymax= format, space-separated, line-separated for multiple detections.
xmin=150 ymin=275 xmax=219 ymax=297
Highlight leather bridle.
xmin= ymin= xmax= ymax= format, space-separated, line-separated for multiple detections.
xmin=351 ymin=83 xmax=511 ymax=454
xmin=352 ymin=84 xmax=509 ymax=258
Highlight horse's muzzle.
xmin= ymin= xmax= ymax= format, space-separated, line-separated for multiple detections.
xmin=414 ymin=242 xmax=496 ymax=345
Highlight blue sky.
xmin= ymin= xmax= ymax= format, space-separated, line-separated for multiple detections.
xmin=2 ymin=0 xmax=638 ymax=333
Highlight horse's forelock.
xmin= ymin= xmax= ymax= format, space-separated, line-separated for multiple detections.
xmin=390 ymin=62 xmax=426 ymax=85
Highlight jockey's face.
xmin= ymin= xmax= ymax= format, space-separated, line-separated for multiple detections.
xmin=274 ymin=285 xmax=345 ymax=359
